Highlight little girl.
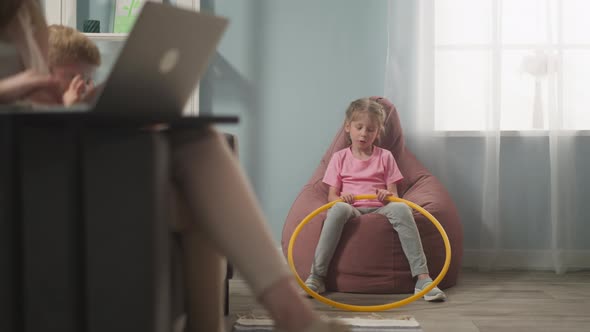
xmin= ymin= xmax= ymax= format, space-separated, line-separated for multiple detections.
xmin=304 ymin=97 xmax=446 ymax=302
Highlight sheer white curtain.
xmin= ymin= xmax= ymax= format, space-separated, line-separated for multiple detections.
xmin=384 ymin=0 xmax=589 ymax=272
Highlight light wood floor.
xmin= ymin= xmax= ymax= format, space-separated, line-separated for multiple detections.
xmin=225 ymin=269 xmax=590 ymax=332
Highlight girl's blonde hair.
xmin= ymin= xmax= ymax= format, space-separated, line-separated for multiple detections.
xmin=344 ymin=97 xmax=386 ymax=143
xmin=48 ymin=24 xmax=101 ymax=67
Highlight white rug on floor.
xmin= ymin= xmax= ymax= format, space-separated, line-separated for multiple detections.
xmin=232 ymin=314 xmax=422 ymax=331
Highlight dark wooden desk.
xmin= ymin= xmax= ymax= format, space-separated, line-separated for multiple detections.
xmin=0 ymin=110 xmax=237 ymax=332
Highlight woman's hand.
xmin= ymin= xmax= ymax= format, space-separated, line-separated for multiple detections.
xmin=340 ymin=192 xmax=355 ymax=204
xmin=376 ymin=188 xmax=393 ymax=202
xmin=0 ymin=69 xmax=61 ymax=104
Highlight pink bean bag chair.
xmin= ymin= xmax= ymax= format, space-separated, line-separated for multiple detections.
xmin=281 ymin=97 xmax=463 ymax=293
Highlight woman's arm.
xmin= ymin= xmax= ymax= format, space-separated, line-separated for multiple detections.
xmin=0 ymin=69 xmax=60 ymax=104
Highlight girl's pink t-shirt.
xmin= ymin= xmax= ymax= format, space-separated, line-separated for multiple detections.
xmin=322 ymin=146 xmax=403 ymax=207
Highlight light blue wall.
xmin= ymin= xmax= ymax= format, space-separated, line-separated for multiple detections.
xmin=203 ymin=0 xmax=590 ymax=254
xmin=77 ymin=0 xmax=590 ymax=253
xmin=202 ymin=0 xmax=389 ymax=242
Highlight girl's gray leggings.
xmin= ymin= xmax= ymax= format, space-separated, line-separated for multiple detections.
xmin=311 ymin=201 xmax=429 ymax=278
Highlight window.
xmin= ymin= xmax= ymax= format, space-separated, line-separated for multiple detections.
xmin=432 ymin=0 xmax=590 ymax=131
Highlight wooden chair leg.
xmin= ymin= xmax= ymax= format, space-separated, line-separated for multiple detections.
xmin=224 ymin=261 xmax=233 ymax=316
xmin=224 ymin=276 xmax=229 ymax=316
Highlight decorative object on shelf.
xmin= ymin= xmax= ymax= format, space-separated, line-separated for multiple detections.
xmin=520 ymin=50 xmax=558 ymax=129
xmin=113 ymin=0 xmax=162 ymax=33
xmin=83 ymin=19 xmax=101 ymax=33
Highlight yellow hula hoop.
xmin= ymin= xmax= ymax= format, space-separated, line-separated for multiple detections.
xmin=287 ymin=194 xmax=452 ymax=312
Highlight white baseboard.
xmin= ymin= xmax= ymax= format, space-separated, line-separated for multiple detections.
xmin=230 ymin=249 xmax=590 ymax=281
xmin=462 ymin=249 xmax=590 ymax=271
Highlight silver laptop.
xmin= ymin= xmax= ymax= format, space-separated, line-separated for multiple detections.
xmin=40 ymin=2 xmax=228 ymax=115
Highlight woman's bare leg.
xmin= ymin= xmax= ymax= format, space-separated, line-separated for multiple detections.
xmin=257 ymin=276 xmax=316 ymax=331
xmin=168 ymin=127 xmax=323 ymax=332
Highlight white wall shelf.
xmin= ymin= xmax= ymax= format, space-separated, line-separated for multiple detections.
xmin=83 ymin=33 xmax=128 ymax=41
